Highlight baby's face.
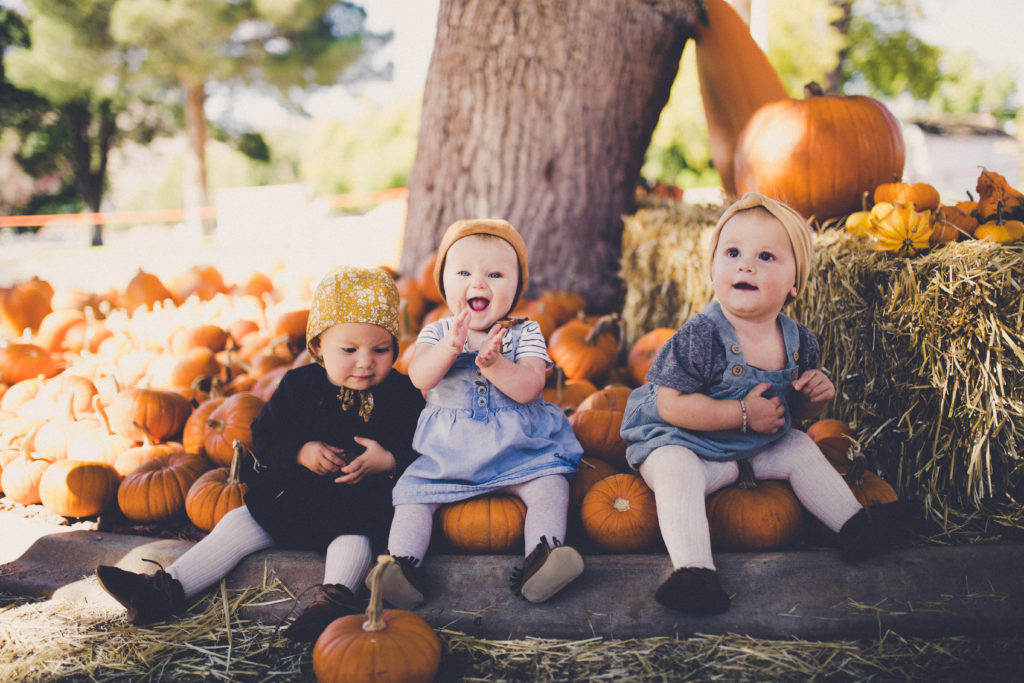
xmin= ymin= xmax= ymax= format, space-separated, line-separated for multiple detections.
xmin=312 ymin=321 xmax=394 ymax=390
xmin=442 ymin=234 xmax=520 ymax=331
xmin=710 ymin=209 xmax=798 ymax=323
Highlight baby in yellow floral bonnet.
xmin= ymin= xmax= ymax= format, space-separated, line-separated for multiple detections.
xmin=97 ymin=266 xmax=425 ymax=643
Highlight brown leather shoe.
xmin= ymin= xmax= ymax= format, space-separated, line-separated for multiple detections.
xmin=654 ymin=567 xmax=730 ymax=615
xmin=282 ymin=584 xmax=362 ymax=642
xmin=96 ymin=562 xmax=186 ymax=625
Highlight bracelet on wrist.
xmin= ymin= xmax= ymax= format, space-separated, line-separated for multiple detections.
xmin=738 ymin=398 xmax=749 ymax=433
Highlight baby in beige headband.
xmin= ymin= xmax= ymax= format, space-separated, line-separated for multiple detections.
xmin=621 ymin=192 xmax=909 ymax=617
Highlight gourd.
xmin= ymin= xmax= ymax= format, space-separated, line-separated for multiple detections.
xmin=625 ymin=328 xmax=674 ymax=386
xmin=313 ymin=555 xmax=441 ymax=683
xmin=873 ymin=181 xmax=941 ymax=211
xmin=734 ymin=83 xmax=905 ymax=221
xmin=931 ymin=205 xmax=978 ymax=243
xmin=581 ymin=473 xmax=659 ymax=553
xmin=868 ymin=202 xmax=933 ymax=256
xmin=439 ymin=494 xmax=526 ymax=553
xmin=38 ymin=459 xmax=120 ymax=518
xmin=705 ymin=459 xmax=803 ymax=551
xmin=693 ymin=0 xmax=788 ymax=195
xmin=185 ymin=440 xmax=248 ymax=531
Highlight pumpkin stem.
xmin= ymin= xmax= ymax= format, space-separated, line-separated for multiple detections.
xmin=363 ymin=555 xmax=394 ymax=633
xmin=736 ymin=458 xmax=758 ymax=490
xmin=612 ymin=497 xmax=631 ymax=512
xmin=844 ymin=456 xmax=867 ymax=487
xmin=93 ymin=394 xmax=114 ymax=435
xmin=584 ymin=313 xmax=621 ymax=347
xmin=803 ymin=81 xmax=825 ymax=98
xmin=229 ymin=440 xmax=244 ymax=483
xmin=131 ymin=419 xmax=155 ymax=447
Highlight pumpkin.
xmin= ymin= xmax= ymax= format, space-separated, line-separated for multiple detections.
xmin=167 ymin=347 xmax=223 ymax=390
xmin=185 ymin=440 xmax=248 ymax=531
xmin=626 ymin=328 xmax=674 ymax=386
xmin=123 ymin=268 xmax=175 ymax=311
xmin=932 ymin=205 xmax=978 ymax=243
xmin=581 ymin=473 xmax=659 ymax=553
xmin=547 ymin=314 xmax=621 ymax=383
xmin=240 ymin=271 xmax=277 ymax=301
xmin=114 ymin=435 xmax=186 ymax=478
xmin=868 ymin=201 xmax=933 ymax=256
xmin=974 ymin=215 xmax=1024 ymax=244
xmin=117 ymin=451 xmax=211 ymax=523
xmin=271 ymin=309 xmax=309 ymax=351
xmin=395 ymin=276 xmax=426 ymax=330
xmin=693 ymin=0 xmax=789 ymax=195
xmin=0 ymin=343 xmax=61 ymax=384
xmin=569 ymin=408 xmax=627 ymax=470
xmin=67 ymin=396 xmax=135 ymax=466
xmin=34 ymin=308 xmax=87 ymax=352
xmin=413 ymin=251 xmax=444 ymax=305
xmin=974 ymin=168 xmax=1024 ymax=221
xmin=202 ymin=392 xmax=265 ymax=467
xmin=569 ymin=457 xmax=617 ymax=509
xmin=1 ymin=453 xmax=51 ymax=506
xmin=183 ymin=396 xmax=226 ymax=455
xmin=576 ymin=385 xmax=633 ymax=413
xmin=168 ymin=264 xmax=229 ymax=302
xmin=0 ymin=276 xmax=53 ymax=337
xmin=439 ymin=494 xmax=526 ymax=553
xmin=705 ymin=459 xmax=803 ymax=551
xmin=32 ymin=394 xmax=100 ymax=462
xmin=844 ymin=459 xmax=899 ymax=508
xmin=873 ymin=181 xmax=941 ymax=211
xmin=805 ymin=419 xmax=854 ymax=474
xmin=526 ymin=290 xmax=586 ymax=327
xmin=38 ymin=459 xmax=120 ymax=518
xmin=169 ymin=324 xmax=230 ymax=355
xmin=313 ymin=555 xmax=441 ymax=683
xmin=541 ymin=377 xmax=597 ymax=412
xmin=108 ymin=387 xmax=193 ymax=443
xmin=734 ymin=83 xmax=905 ymax=221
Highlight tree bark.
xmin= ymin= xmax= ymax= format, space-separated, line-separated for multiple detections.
xmin=65 ymin=98 xmax=116 ymax=247
xmin=401 ymin=0 xmax=701 ymax=312
xmin=183 ymin=80 xmax=210 ymax=238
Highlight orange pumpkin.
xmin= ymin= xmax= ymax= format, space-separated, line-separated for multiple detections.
xmin=439 ymin=494 xmax=526 ymax=553
xmin=626 ymin=328 xmax=674 ymax=386
xmin=805 ymin=419 xmax=854 ymax=474
xmin=581 ymin=473 xmax=659 ymax=553
xmin=734 ymin=83 xmax=905 ymax=221
xmin=873 ymin=181 xmax=941 ymax=211
xmin=844 ymin=459 xmax=899 ymax=508
xmin=123 ymin=268 xmax=175 ymax=311
xmin=569 ymin=408 xmax=627 ymax=470
xmin=1 ymin=453 xmax=51 ymax=505
xmin=201 ymin=392 xmax=265 ymax=467
xmin=170 ymin=324 xmax=231 ymax=355
xmin=974 ymin=216 xmax=1024 ymax=244
xmin=0 ymin=343 xmax=61 ymax=384
xmin=705 ymin=460 xmax=803 ymax=551
xmin=693 ymin=0 xmax=789 ymax=196
xmin=313 ymin=555 xmax=441 ymax=683
xmin=576 ymin=385 xmax=633 ymax=413
xmin=932 ymin=204 xmax=978 ymax=243
xmin=271 ymin=309 xmax=310 ymax=351
xmin=168 ymin=347 xmax=223 ymax=390
xmin=569 ymin=457 xmax=617 ymax=509
xmin=108 ymin=387 xmax=193 ymax=443
xmin=547 ymin=314 xmax=621 ymax=383
xmin=38 ymin=459 xmax=120 ymax=518
xmin=183 ymin=396 xmax=226 ymax=455
xmin=526 ymin=290 xmax=586 ymax=327
xmin=67 ymin=396 xmax=135 ymax=466
xmin=541 ymin=377 xmax=597 ymax=412
xmin=0 ymin=276 xmax=53 ymax=337
xmin=185 ymin=441 xmax=248 ymax=531
xmin=117 ymin=451 xmax=211 ymax=523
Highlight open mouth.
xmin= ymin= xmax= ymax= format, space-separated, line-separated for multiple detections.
xmin=468 ymin=297 xmax=490 ymax=312
xmin=733 ymin=282 xmax=757 ymax=291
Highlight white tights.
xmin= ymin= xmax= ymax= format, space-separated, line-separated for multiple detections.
xmin=638 ymin=429 xmax=863 ymax=571
xmin=387 ymin=474 xmax=570 ymax=562
xmin=165 ymin=506 xmax=372 ymax=598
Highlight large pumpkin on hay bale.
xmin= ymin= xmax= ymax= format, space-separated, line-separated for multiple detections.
xmin=313 ymin=555 xmax=440 ymax=683
xmin=581 ymin=473 xmax=659 ymax=553
xmin=733 ymin=82 xmax=905 ymax=221
xmin=706 ymin=460 xmax=803 ymax=551
xmin=439 ymin=494 xmax=526 ymax=553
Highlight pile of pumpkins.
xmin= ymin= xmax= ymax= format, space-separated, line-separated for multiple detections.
xmin=844 ymin=169 xmax=1024 ymax=257
xmin=0 ymin=256 xmax=897 ymax=555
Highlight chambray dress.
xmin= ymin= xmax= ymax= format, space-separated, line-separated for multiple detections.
xmin=621 ymin=301 xmax=807 ymax=467
xmin=391 ymin=320 xmax=582 ymax=505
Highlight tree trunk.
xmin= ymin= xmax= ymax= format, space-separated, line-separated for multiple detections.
xmin=183 ymin=80 xmax=211 ymax=238
xmin=65 ymin=98 xmax=116 ymax=247
xmin=825 ymin=0 xmax=853 ymax=94
xmin=401 ymin=0 xmax=701 ymax=312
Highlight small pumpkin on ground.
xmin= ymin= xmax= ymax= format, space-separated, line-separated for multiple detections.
xmin=313 ymin=554 xmax=441 ymax=683
xmin=439 ymin=494 xmax=526 ymax=553
xmin=39 ymin=459 xmax=120 ymax=518
xmin=705 ymin=459 xmax=803 ymax=552
xmin=185 ymin=440 xmax=248 ymax=531
xmin=581 ymin=473 xmax=659 ymax=553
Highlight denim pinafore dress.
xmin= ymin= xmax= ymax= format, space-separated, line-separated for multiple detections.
xmin=621 ymin=301 xmax=803 ymax=467
xmin=392 ymin=322 xmax=582 ymax=505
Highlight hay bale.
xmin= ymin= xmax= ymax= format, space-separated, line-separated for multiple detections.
xmin=621 ymin=209 xmax=1024 ymax=529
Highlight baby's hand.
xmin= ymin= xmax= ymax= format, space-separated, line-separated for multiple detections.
xmin=744 ymin=383 xmax=785 ymax=434
xmin=792 ymin=369 xmax=835 ymax=405
xmin=297 ymin=441 xmax=348 ymax=476
xmin=445 ymin=308 xmax=470 ymax=354
xmin=475 ymin=325 xmax=505 ymax=368
xmin=334 ymin=436 xmax=397 ymax=484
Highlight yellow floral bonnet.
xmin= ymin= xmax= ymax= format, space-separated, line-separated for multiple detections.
xmin=305 ymin=266 xmax=400 ymax=364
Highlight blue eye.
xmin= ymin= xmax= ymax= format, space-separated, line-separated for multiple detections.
xmin=488 ymin=272 xmax=503 ymax=279
xmin=758 ymin=251 xmax=775 ymax=262
xmin=726 ymin=247 xmax=739 ymax=258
